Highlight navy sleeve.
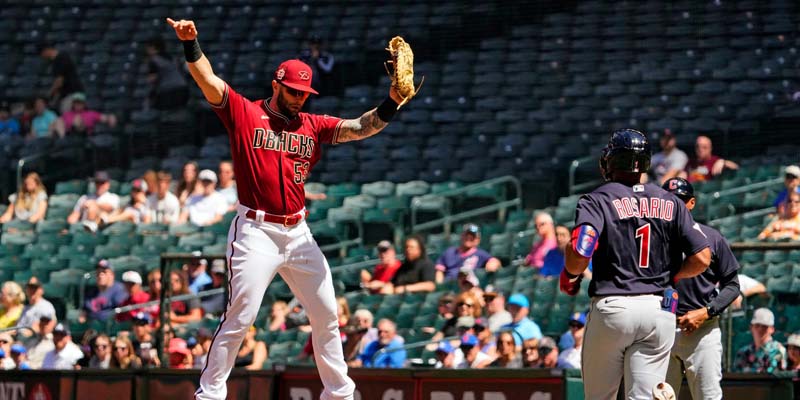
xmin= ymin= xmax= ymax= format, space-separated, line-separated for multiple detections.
xmin=574 ymin=195 xmax=604 ymax=233
xmin=708 ymin=235 xmax=741 ymax=315
xmin=713 ymin=235 xmax=740 ymax=277
xmin=676 ymin=201 xmax=709 ymax=256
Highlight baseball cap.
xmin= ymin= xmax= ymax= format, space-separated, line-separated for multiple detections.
xmin=751 ymin=307 xmax=775 ymax=326
xmin=186 ymin=337 xmax=198 ymax=347
xmin=460 ymin=334 xmax=478 ymax=348
xmin=26 ymin=276 xmax=42 ymax=289
xmin=10 ymin=344 xmax=26 ymax=355
xmin=133 ymin=312 xmax=152 ymax=325
xmin=53 ymin=323 xmax=70 ymax=336
xmin=455 ymin=316 xmax=475 ymax=330
xmin=568 ymin=312 xmax=587 ymax=327
xmin=435 ymin=341 xmax=454 ymax=354
xmin=122 ymin=270 xmax=142 ymax=285
xmin=274 ymin=59 xmax=318 ymax=95
xmin=210 ymin=259 xmax=226 ymax=275
xmin=96 ymin=259 xmax=113 ymax=271
xmin=376 ymin=240 xmax=393 ymax=253
xmin=168 ymin=338 xmax=192 ymax=356
xmin=538 ymin=336 xmax=557 ymax=351
xmin=483 ymin=284 xmax=503 ymax=299
xmin=785 ymin=165 xmax=800 ymax=179
xmin=93 ymin=170 xmax=110 ymax=183
xmin=462 ymin=223 xmax=480 ymax=236
xmin=787 ymin=333 xmax=800 ymax=348
xmin=198 ymin=169 xmax=217 ymax=183
xmin=72 ymin=92 xmax=87 ymax=103
xmin=131 ymin=179 xmax=148 ymax=192
xmin=507 ymin=293 xmax=530 ymax=309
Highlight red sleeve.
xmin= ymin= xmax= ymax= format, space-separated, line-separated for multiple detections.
xmin=210 ymin=84 xmax=249 ymax=133
xmin=306 ymin=113 xmax=344 ymax=144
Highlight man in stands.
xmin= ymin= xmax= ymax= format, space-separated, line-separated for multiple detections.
xmin=501 ymin=293 xmax=543 ymax=347
xmin=360 ymin=241 xmax=402 ymax=294
xmin=116 ymin=271 xmax=150 ymax=322
xmin=146 ymin=171 xmax=181 ymax=224
xmin=217 ymin=161 xmax=237 ymax=211
xmin=683 ymin=135 xmax=738 ymax=183
xmin=774 ymin=165 xmax=800 ymax=215
xmin=483 ymin=286 xmax=512 ymax=333
xmin=436 ymin=224 xmax=501 ymax=283
xmin=23 ymin=315 xmax=56 ymax=369
xmin=358 ymin=318 xmax=406 ymax=368
xmin=16 ymin=276 xmax=57 ymax=335
xmin=83 ymin=260 xmax=128 ymax=321
xmin=200 ymin=260 xmax=227 ymax=316
xmin=52 ymin=93 xmax=117 ymax=137
xmin=184 ymin=256 xmax=212 ymax=294
xmin=38 ymin=41 xmax=84 ymax=114
xmin=131 ymin=312 xmax=160 ymax=367
xmin=178 ymin=169 xmax=227 ymax=227
xmin=67 ymin=171 xmax=120 ymax=233
xmin=759 ymin=191 xmax=800 ymax=241
xmin=733 ymin=308 xmax=787 ymax=373
xmin=41 ymin=323 xmax=83 ymax=370
xmin=650 ymin=130 xmax=688 ymax=185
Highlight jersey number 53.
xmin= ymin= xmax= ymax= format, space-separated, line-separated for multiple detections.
xmin=293 ymin=161 xmax=310 ymax=184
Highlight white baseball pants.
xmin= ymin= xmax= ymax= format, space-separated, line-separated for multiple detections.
xmin=581 ymin=295 xmax=676 ymax=400
xmin=666 ymin=318 xmax=723 ymax=400
xmin=196 ymin=207 xmax=355 ymax=400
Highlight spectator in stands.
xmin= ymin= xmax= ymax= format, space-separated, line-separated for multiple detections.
xmin=179 ymin=169 xmax=228 ymax=227
xmin=268 ymin=300 xmax=289 ymax=332
xmin=116 ymin=271 xmax=150 ymax=322
xmin=52 ymin=93 xmax=117 ymax=138
xmin=456 ymin=334 xmax=492 ymax=369
xmin=0 ymin=281 xmax=25 ymax=329
xmin=131 ymin=312 xmax=159 ymax=367
xmin=145 ymin=36 xmax=189 ymax=111
xmin=28 ymin=96 xmax=58 ymax=139
xmin=42 ymin=323 xmax=83 ymax=370
xmin=359 ymin=319 xmax=406 ymax=368
xmin=234 ymin=326 xmax=267 ymax=370
xmin=168 ymin=270 xmax=202 ymax=325
xmin=457 ymin=268 xmax=483 ymax=300
xmin=17 ymin=277 xmax=56 ymax=334
xmin=17 ymin=100 xmax=34 ymax=135
xmin=541 ymin=225 xmax=593 ymax=278
xmin=483 ymin=286 xmax=512 ymax=333
xmin=285 ymin=297 xmax=311 ymax=331
xmin=23 ymin=315 xmax=55 ymax=369
xmin=758 ymin=191 xmax=800 ymax=241
xmin=361 ymin=241 xmax=403 ymax=294
xmin=83 ymin=260 xmax=128 ymax=321
xmin=200 ymin=260 xmax=227 ymax=316
xmin=787 ymin=334 xmax=800 ymax=371
xmin=147 ymin=172 xmax=181 ymax=224
xmin=683 ymin=135 xmax=738 ymax=183
xmin=475 ymin=318 xmax=496 ymax=359
xmin=534 ymin=336 xmax=564 ymax=369
xmin=11 ymin=344 xmax=30 ymax=370
xmin=436 ymin=294 xmax=455 ymax=324
xmin=190 ymin=328 xmax=212 ymax=369
xmin=774 ymin=166 xmax=800 ymax=215
xmin=350 ymin=309 xmax=378 ymax=355
xmin=88 ymin=334 xmax=112 ymax=369
xmin=521 ymin=338 xmax=539 ymax=368
xmin=67 ymin=171 xmax=121 ymax=233
xmin=524 ymin=213 xmax=557 ymax=269
xmin=217 ymin=161 xmax=237 ymax=211
xmin=145 ymin=270 xmax=162 ymax=324
xmin=388 ymin=235 xmax=436 ymax=294
xmin=38 ymin=41 xmax=84 ymax=114
xmin=142 ymin=170 xmax=158 ymax=197
xmin=732 ymin=274 xmax=767 ymax=309
xmin=0 ymin=333 xmax=14 ymax=369
xmin=432 ymin=292 xmax=483 ymax=344
xmin=299 ymin=35 xmax=336 ymax=97
xmin=650 ymin=130 xmax=689 ymax=185
xmin=733 ymin=308 xmax=787 ymax=373
xmin=0 ymin=172 xmax=48 ymax=225
xmin=489 ymin=331 xmax=522 ymax=368
xmin=436 ymin=224 xmax=501 ymax=283
xmin=184 ymin=256 xmax=211 ymax=294
xmin=434 ymin=341 xmax=456 ymax=369
xmin=102 ymin=179 xmax=151 ymax=226
xmin=168 ymin=338 xmax=193 ymax=369
xmin=501 ymin=294 xmax=543 ymax=347
xmin=111 ymin=336 xmax=141 ymax=370
xmin=175 ymin=161 xmax=201 ymax=206
xmin=0 ymin=102 xmax=20 ymax=136
xmin=342 ymin=316 xmax=370 ymax=366
xmin=557 ymin=313 xmax=585 ymax=369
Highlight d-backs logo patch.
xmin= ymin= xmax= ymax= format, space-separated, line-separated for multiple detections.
xmin=298 ymin=70 xmax=310 ymax=80
xmin=276 ymin=68 xmax=286 ymax=80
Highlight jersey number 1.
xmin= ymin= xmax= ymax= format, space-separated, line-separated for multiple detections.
xmin=635 ymin=223 xmax=650 ymax=268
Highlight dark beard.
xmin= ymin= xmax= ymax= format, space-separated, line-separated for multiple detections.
xmin=276 ymin=91 xmax=297 ymax=118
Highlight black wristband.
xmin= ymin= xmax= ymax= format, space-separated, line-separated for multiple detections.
xmin=183 ymin=39 xmax=202 ymax=63
xmin=376 ymin=97 xmax=399 ymax=123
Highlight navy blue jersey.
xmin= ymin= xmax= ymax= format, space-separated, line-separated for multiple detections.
xmin=675 ymin=223 xmax=740 ymax=316
xmin=574 ymin=182 xmax=709 ymax=297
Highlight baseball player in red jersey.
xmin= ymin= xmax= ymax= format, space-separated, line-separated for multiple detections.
xmin=167 ymin=18 xmax=408 ymax=400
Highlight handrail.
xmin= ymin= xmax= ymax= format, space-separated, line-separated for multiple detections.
xmin=319 ymin=238 xmax=362 ymax=259
xmin=708 ymin=206 xmax=773 ymax=226
xmin=569 ymin=155 xmax=600 ymax=195
xmin=708 ymin=177 xmax=782 ymax=199
xmin=16 ymin=151 xmax=52 ymax=192
xmin=373 ymin=335 xmax=460 ymax=364
xmin=113 ymin=288 xmax=225 ymax=315
xmin=729 ymin=241 xmax=800 ymax=251
xmin=412 ymin=199 xmax=522 ymax=233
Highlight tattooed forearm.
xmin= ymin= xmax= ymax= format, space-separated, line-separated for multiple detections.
xmin=337 ymin=108 xmax=388 ymax=143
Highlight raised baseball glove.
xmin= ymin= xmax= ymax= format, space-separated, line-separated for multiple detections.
xmin=385 ymin=36 xmax=423 ymax=109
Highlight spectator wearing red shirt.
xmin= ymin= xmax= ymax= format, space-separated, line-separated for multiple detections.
xmin=52 ymin=93 xmax=116 ymax=137
xmin=683 ymin=135 xmax=738 ymax=183
xmin=360 ymin=241 xmax=402 ymax=294
xmin=116 ymin=271 xmax=151 ymax=322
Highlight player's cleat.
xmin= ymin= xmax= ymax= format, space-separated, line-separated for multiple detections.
xmin=652 ymin=382 xmax=676 ymax=400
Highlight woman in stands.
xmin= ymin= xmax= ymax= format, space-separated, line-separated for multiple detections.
xmin=168 ymin=270 xmax=202 ymax=325
xmin=145 ymin=269 xmax=162 ymax=325
xmin=489 ymin=331 xmax=523 ymax=368
xmin=110 ymin=336 xmax=142 ymax=369
xmin=0 ymin=281 xmax=26 ymax=329
xmin=234 ymin=325 xmax=267 ymax=370
xmin=268 ymin=301 xmax=289 ymax=332
xmin=174 ymin=161 xmax=202 ymax=206
xmin=101 ymin=179 xmax=151 ymax=226
xmin=429 ymin=292 xmax=483 ymax=345
xmin=0 ymin=172 xmax=48 ymax=225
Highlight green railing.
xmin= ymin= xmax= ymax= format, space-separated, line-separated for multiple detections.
xmin=569 ymin=155 xmax=601 ymax=195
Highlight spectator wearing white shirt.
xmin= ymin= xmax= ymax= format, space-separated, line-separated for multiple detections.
xmin=41 ymin=324 xmax=83 ymax=370
xmin=102 ymin=179 xmax=151 ymax=225
xmin=16 ymin=277 xmax=57 ymax=335
xmin=179 ymin=169 xmax=227 ymax=227
xmin=67 ymin=171 xmax=120 ymax=232
xmin=146 ymin=172 xmax=181 ymax=224
xmin=217 ymin=161 xmax=237 ymax=211
xmin=557 ymin=312 xmax=585 ymax=369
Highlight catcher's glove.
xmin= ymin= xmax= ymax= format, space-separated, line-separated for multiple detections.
xmin=385 ymin=36 xmax=423 ymax=109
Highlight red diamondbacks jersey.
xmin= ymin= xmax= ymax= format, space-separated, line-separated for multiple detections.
xmin=211 ymin=85 xmax=343 ymax=214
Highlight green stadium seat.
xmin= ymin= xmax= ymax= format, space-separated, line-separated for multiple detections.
xmin=765 ymin=262 xmax=792 ymax=278
xmin=54 ymin=180 xmax=86 ymax=195
xmin=22 ymin=242 xmax=59 ymax=260
xmin=2 ymin=232 xmax=36 ymax=246
xmin=36 ymin=219 xmax=67 ymax=234
xmin=169 ymin=223 xmax=201 ymax=236
xmin=361 ymin=181 xmax=396 ymax=198
xmin=395 ymin=181 xmax=430 ymax=198
xmin=739 ymin=251 xmax=763 ymax=264
xmin=105 ymin=221 xmax=136 ymax=236
xmin=136 ymin=223 xmax=169 ymax=235
xmin=767 ymin=276 xmax=792 ymax=293
xmin=71 ymin=231 xmax=106 ymax=247
xmin=327 ymin=183 xmax=360 ymax=198
xmin=763 ymin=250 xmax=788 ymax=264
xmin=94 ymin=243 xmax=130 ymax=259
xmin=342 ymin=194 xmax=377 ymax=210
xmin=178 ymin=232 xmax=216 ymax=248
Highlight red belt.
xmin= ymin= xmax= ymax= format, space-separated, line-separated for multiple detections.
xmin=244 ymin=209 xmax=309 ymax=226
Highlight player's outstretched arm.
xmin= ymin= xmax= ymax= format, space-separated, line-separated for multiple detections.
xmin=166 ymin=18 xmax=226 ymax=106
xmin=336 ymin=87 xmax=405 ymax=143
xmin=674 ymin=247 xmax=711 ymax=281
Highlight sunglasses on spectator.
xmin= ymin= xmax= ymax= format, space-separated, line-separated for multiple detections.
xmin=115 ymin=346 xmax=128 ymax=352
xmin=569 ymin=322 xmax=584 ymax=329
xmin=474 ymin=325 xmax=486 ymax=333
xmin=457 ymin=302 xmax=474 ymax=308
xmin=538 ymin=347 xmax=553 ymax=356
xmin=523 ymin=346 xmax=538 ymax=352
xmin=0 ymin=340 xmax=8 ymax=344
xmin=95 ymin=344 xmax=109 ymax=349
